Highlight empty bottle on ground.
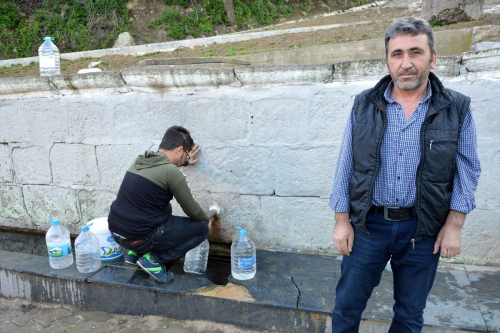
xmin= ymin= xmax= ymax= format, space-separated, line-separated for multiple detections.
xmin=75 ymin=225 xmax=102 ymax=273
xmin=38 ymin=36 xmax=60 ymax=76
xmin=46 ymin=217 xmax=73 ymax=269
xmin=183 ymin=239 xmax=209 ymax=274
xmin=231 ymin=226 xmax=256 ymax=280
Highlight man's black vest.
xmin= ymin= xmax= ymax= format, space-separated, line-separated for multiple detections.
xmin=350 ymin=72 xmax=470 ymax=241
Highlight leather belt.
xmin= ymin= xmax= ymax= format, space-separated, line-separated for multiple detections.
xmin=370 ymin=206 xmax=414 ymax=221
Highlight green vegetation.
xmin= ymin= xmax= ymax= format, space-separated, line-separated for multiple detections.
xmin=0 ymin=0 xmax=367 ymax=60
xmin=0 ymin=0 xmax=128 ymax=59
xmin=155 ymin=0 xmax=298 ymax=40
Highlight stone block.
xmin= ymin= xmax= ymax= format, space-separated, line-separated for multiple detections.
xmin=66 ymin=99 xmax=113 ymax=144
xmin=113 ymin=32 xmax=135 ymax=48
xmin=421 ymin=0 xmax=485 ymax=22
xmin=271 ymin=146 xmax=336 ymax=198
xmin=0 ymin=77 xmax=56 ymax=100
xmin=121 ymin=67 xmax=237 ymax=92
xmin=50 ymin=144 xmax=99 ymax=186
xmin=0 ymin=185 xmax=27 ymax=228
xmin=462 ymin=48 xmax=500 ymax=72
xmin=22 ymin=185 xmax=79 ymax=227
xmin=184 ymin=97 xmax=251 ymax=143
xmin=96 ymin=144 xmax=143 ymax=190
xmin=0 ymin=104 xmax=26 ymax=142
xmin=78 ymin=190 xmax=116 ymax=227
xmin=333 ymin=59 xmax=387 ymax=82
xmin=308 ymin=87 xmax=356 ymax=143
xmin=111 ymin=98 xmax=183 ymax=144
xmin=234 ymin=64 xmax=333 ymax=85
xmin=21 ymin=99 xmax=67 ymax=144
xmin=258 ymin=196 xmax=335 ymax=253
xmin=250 ymin=97 xmax=310 ymax=144
xmin=471 ymin=25 xmax=500 ymax=48
xmin=49 ymin=72 xmax=129 ymax=96
xmin=0 ymin=144 xmax=13 ymax=183
xmin=12 ymin=146 xmax=51 ymax=185
xmin=182 ymin=146 xmax=274 ymax=195
xmin=191 ymin=192 xmax=262 ymax=244
xmin=434 ymin=56 xmax=461 ymax=77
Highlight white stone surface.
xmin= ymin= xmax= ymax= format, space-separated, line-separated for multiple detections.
xmin=0 ymin=144 xmax=13 ymax=184
xmin=113 ymin=32 xmax=135 ymax=48
xmin=78 ymin=189 xmax=117 ymax=231
xmin=50 ymin=144 xmax=100 ymax=187
xmin=11 ymin=146 xmax=51 ymax=185
xmin=22 ymin=185 xmax=79 ymax=227
xmin=0 ymin=59 xmax=498 ymax=263
xmin=0 ymin=186 xmax=26 ymax=227
xmin=421 ymin=0 xmax=485 ymax=21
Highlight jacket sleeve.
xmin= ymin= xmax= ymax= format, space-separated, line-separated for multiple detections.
xmin=169 ymin=169 xmax=209 ymax=222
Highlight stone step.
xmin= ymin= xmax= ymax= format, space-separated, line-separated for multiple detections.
xmin=0 ymin=249 xmax=498 ymax=332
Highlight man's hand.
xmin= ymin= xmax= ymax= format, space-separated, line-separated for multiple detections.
xmin=188 ymin=143 xmax=200 ymax=165
xmin=433 ymin=210 xmax=466 ymax=259
xmin=333 ymin=212 xmax=354 ymax=256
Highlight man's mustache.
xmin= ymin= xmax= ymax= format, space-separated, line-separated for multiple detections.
xmin=398 ymin=69 xmax=418 ymax=75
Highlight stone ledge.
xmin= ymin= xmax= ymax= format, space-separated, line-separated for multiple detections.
xmin=461 ymin=48 xmax=500 ymax=72
xmin=49 ymin=71 xmax=130 ymax=95
xmin=234 ymin=64 xmax=333 ymax=85
xmin=120 ymin=66 xmax=239 ymax=92
xmin=0 ymin=77 xmax=56 ymax=99
xmin=0 ymin=249 xmax=498 ymax=332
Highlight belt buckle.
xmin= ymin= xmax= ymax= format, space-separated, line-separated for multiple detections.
xmin=383 ymin=206 xmax=400 ymax=221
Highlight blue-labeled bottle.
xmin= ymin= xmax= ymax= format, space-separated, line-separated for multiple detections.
xmin=46 ymin=217 xmax=73 ymax=269
xmin=231 ymin=227 xmax=256 ymax=280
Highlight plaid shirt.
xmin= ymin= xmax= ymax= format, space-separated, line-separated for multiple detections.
xmin=329 ymin=81 xmax=481 ymax=214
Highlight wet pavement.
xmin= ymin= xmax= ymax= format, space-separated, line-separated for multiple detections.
xmin=0 ymin=296 xmax=268 ymax=333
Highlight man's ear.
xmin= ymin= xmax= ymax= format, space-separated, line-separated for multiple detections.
xmin=430 ymin=51 xmax=437 ymax=69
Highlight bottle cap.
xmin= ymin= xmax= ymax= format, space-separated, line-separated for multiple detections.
xmin=43 ymin=37 xmax=54 ymax=41
xmin=81 ymin=225 xmax=89 ymax=232
xmin=47 ymin=217 xmax=60 ymax=226
xmin=235 ymin=226 xmax=247 ymax=237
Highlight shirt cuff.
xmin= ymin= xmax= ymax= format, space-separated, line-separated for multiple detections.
xmin=329 ymin=194 xmax=350 ymax=212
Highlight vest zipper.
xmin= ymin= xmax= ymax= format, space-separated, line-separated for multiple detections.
xmin=429 ymin=140 xmax=433 ymax=150
xmin=411 ymin=238 xmax=415 ymax=249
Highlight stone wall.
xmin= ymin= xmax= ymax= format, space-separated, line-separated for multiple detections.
xmin=1 ymin=48 xmax=499 ymax=264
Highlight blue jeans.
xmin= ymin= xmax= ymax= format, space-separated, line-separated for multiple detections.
xmin=332 ymin=211 xmax=440 ymax=333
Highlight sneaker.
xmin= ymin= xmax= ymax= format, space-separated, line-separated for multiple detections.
xmin=137 ymin=253 xmax=174 ymax=283
xmin=125 ymin=251 xmax=140 ymax=265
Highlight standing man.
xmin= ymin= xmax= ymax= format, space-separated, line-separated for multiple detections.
xmin=329 ymin=17 xmax=481 ymax=332
xmin=108 ymin=126 xmax=218 ymax=283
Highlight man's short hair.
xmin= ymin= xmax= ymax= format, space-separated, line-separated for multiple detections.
xmin=159 ymin=126 xmax=194 ymax=152
xmin=385 ymin=17 xmax=435 ymax=57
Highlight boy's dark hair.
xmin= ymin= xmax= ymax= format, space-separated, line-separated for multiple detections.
xmin=159 ymin=126 xmax=194 ymax=152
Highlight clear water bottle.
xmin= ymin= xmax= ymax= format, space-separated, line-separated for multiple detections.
xmin=183 ymin=239 xmax=209 ymax=274
xmin=75 ymin=225 xmax=102 ymax=274
xmin=231 ymin=226 xmax=256 ymax=280
xmin=38 ymin=36 xmax=61 ymax=76
xmin=46 ymin=217 xmax=73 ymax=269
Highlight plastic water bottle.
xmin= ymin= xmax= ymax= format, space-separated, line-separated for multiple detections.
xmin=46 ymin=217 xmax=73 ymax=269
xmin=75 ymin=225 xmax=102 ymax=273
xmin=231 ymin=227 xmax=256 ymax=280
xmin=183 ymin=239 xmax=209 ymax=274
xmin=38 ymin=37 xmax=61 ymax=76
